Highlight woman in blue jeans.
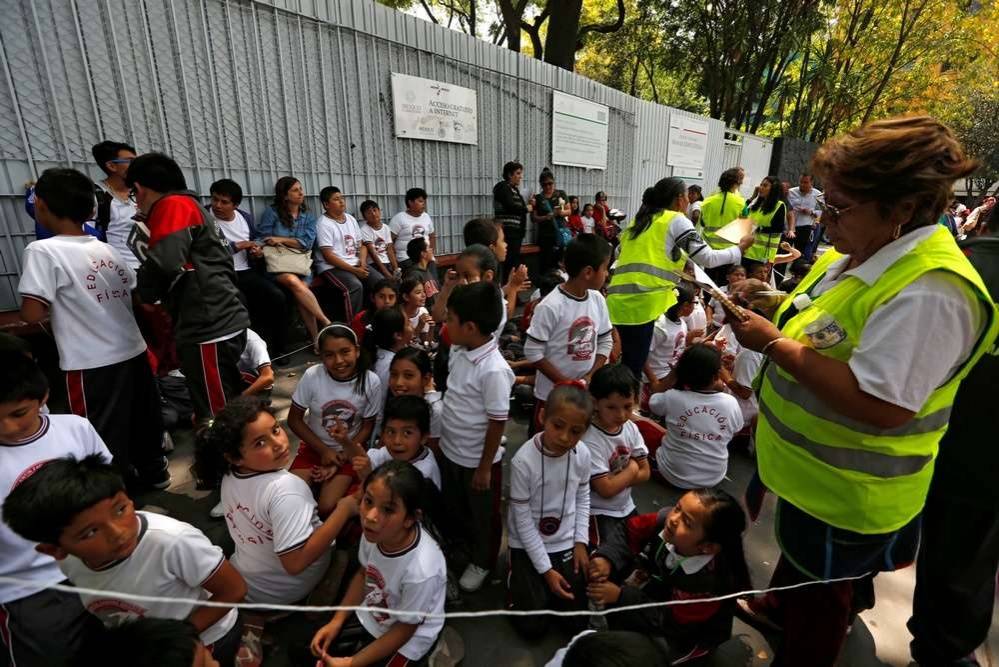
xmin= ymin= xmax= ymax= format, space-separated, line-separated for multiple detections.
xmin=607 ymin=177 xmax=752 ymax=379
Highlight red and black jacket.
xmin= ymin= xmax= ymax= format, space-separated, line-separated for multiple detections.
xmin=131 ymin=192 xmax=249 ymax=345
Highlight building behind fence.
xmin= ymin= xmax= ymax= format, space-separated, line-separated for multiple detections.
xmin=0 ymin=0 xmax=772 ymax=312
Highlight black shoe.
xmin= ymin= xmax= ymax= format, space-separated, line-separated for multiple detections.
xmin=136 ymin=463 xmax=172 ymax=490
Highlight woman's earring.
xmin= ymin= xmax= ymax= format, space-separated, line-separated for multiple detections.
xmin=892 ymin=224 xmax=902 ymax=240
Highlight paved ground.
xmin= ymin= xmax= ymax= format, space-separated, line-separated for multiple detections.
xmin=135 ymin=350 xmax=999 ymax=666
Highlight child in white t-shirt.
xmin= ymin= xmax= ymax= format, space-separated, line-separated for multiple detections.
xmin=364 ymin=306 xmax=415 ymax=403
xmin=400 ymin=275 xmax=436 ymax=348
xmin=353 ymin=395 xmax=441 ymax=490
xmin=508 ymin=383 xmax=593 ymax=640
xmin=644 ymin=283 xmax=696 ymax=406
xmin=389 ymin=187 xmax=435 ymax=265
xmin=3 ymin=455 xmax=247 ymax=666
xmin=0 ymin=354 xmax=113 ymax=666
xmin=649 ymin=345 xmax=744 ymax=489
xmin=17 ymin=168 xmax=167 ymax=489
xmin=359 ymin=199 xmax=398 ymax=280
xmin=315 ymin=186 xmax=378 ymax=321
xmin=387 ymin=347 xmax=443 ymax=451
xmin=238 ymin=328 xmax=274 ymax=396
xmin=525 ymin=234 xmax=614 ymax=434
xmin=683 ymin=290 xmax=709 ymax=342
xmin=580 ymin=204 xmax=596 ymax=234
xmin=584 ymin=364 xmax=650 ymax=548
xmin=710 ymin=264 xmax=747 ymax=327
xmin=288 ymin=325 xmax=382 ymax=517
xmin=194 ymin=397 xmax=358 ymax=604
xmin=310 ymin=461 xmax=446 ymax=665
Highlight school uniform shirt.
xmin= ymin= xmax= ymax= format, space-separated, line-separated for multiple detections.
xmin=649 ymin=389 xmax=744 ymax=488
xmin=440 ymin=340 xmax=515 ymax=468
xmin=357 ymin=525 xmax=446 ymax=660
xmin=18 ymin=236 xmax=147 ymax=371
xmin=291 ymin=365 xmax=382 ymax=453
xmin=360 ymin=223 xmax=393 ymax=266
xmin=221 ymin=469 xmax=330 ymax=604
xmin=404 ymin=265 xmax=440 ymax=306
xmin=59 ymin=511 xmax=239 ymax=645
xmin=367 ymin=446 xmax=441 ymax=490
xmin=372 ymin=349 xmax=395 ymax=398
xmin=238 ymin=328 xmax=271 ymax=381
xmin=408 ymin=306 xmax=431 ymax=335
xmin=315 ymin=213 xmax=363 ymax=272
xmin=732 ymin=349 xmax=764 ymax=423
xmin=96 ymin=183 xmax=141 ymax=269
xmin=647 ymin=315 xmax=687 ymax=381
xmin=214 ymin=211 xmax=253 ymax=272
xmin=523 ymin=287 xmax=613 ymax=401
xmin=709 ymin=285 xmax=731 ymax=327
xmin=584 ymin=421 xmax=648 ymax=518
xmin=0 ymin=415 xmax=112 ymax=604
xmin=508 ymin=434 xmax=592 ymax=574
xmin=389 ymin=211 xmax=434 ymax=257
xmin=581 ymin=216 xmax=596 ymax=234
xmin=682 ymin=297 xmax=708 ymax=335
xmin=425 ymin=390 xmax=443 ymax=441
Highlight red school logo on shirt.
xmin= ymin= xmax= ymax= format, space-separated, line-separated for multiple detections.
xmin=321 ymin=399 xmax=358 ymax=433
xmin=412 ymin=224 xmax=426 ymax=239
xmin=88 ymin=598 xmax=147 ymax=626
xmin=362 ymin=563 xmax=390 ymax=623
xmin=373 ymin=236 xmax=387 ymax=255
xmin=607 ymin=444 xmax=631 ymax=475
xmin=344 ymin=235 xmax=357 ymax=258
xmin=566 ymin=316 xmax=596 ymax=361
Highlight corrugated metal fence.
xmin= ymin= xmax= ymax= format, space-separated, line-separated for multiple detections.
xmin=0 ymin=0 xmax=771 ymax=312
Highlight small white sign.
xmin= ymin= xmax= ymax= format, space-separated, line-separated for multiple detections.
xmin=390 ymin=73 xmax=477 ymax=145
xmin=552 ymin=91 xmax=609 ymax=170
xmin=667 ymin=114 xmax=709 ymax=171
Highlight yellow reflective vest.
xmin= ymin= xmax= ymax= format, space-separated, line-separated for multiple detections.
xmin=699 ymin=190 xmax=746 ymax=249
xmin=745 ymin=201 xmax=786 ymax=263
xmin=607 ymin=210 xmax=687 ymax=326
xmin=756 ymin=225 xmax=999 ymax=534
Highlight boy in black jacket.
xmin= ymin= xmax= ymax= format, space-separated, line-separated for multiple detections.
xmin=127 ymin=153 xmax=249 ymax=429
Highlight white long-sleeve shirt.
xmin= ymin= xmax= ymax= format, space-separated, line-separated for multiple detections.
xmin=508 ymin=435 xmax=591 ymax=574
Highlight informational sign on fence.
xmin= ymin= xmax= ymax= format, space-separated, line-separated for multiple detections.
xmin=552 ymin=91 xmax=609 ymax=170
xmin=667 ymin=114 xmax=709 ymax=171
xmin=390 ymin=73 xmax=478 ymax=145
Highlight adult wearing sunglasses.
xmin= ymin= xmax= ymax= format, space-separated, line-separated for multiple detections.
xmin=730 ymin=116 xmax=998 ymax=666
xmin=90 ymin=141 xmax=140 ymax=268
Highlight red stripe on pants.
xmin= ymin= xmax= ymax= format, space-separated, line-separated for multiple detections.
xmin=65 ymin=370 xmax=87 ymax=417
xmin=385 ymin=653 xmax=410 ymax=667
xmin=0 ymin=603 xmax=16 ymax=667
xmin=323 ymin=271 xmax=355 ymax=322
xmin=200 ymin=342 xmax=227 ymax=416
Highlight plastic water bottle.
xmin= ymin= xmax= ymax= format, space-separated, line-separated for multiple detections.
xmin=588 ymin=599 xmax=608 ymax=631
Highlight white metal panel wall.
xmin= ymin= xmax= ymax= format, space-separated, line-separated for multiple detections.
xmin=0 ymin=0 xmax=767 ymax=311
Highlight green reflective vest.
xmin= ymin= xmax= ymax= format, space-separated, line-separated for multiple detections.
xmin=745 ymin=202 xmax=786 ymax=263
xmin=757 ymin=225 xmax=999 ymax=534
xmin=699 ymin=190 xmax=746 ymax=249
xmin=607 ymin=210 xmax=687 ymax=325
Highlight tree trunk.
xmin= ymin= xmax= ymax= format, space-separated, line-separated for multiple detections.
xmin=543 ymin=0 xmax=585 ymax=70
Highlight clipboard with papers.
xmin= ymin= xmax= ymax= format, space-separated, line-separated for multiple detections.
xmin=714 ymin=217 xmax=756 ymax=245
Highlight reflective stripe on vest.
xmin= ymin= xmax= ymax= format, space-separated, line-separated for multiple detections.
xmin=607 ymin=211 xmax=686 ymax=325
xmin=699 ymin=190 xmax=746 ymax=249
xmin=756 ymin=225 xmax=999 ymax=534
xmin=744 ymin=203 xmax=784 ymax=262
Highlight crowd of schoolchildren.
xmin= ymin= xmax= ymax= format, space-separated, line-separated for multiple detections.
xmin=1 ymin=144 xmax=783 ymax=667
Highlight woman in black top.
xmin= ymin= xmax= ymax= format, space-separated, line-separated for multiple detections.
xmin=493 ymin=161 xmax=531 ymax=276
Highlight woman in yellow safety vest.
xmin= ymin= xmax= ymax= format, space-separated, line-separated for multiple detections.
xmin=698 ymin=167 xmax=746 ymax=249
xmin=731 ymin=116 xmax=998 ymax=666
xmin=607 ymin=177 xmax=753 ymax=379
xmin=742 ymin=175 xmax=789 ymax=276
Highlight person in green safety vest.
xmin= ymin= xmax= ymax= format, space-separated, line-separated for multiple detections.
xmin=607 ymin=177 xmax=754 ymax=380
xmin=729 ymin=116 xmax=998 ymax=666
xmin=743 ymin=176 xmax=789 ymax=268
xmin=698 ymin=167 xmax=746 ymax=250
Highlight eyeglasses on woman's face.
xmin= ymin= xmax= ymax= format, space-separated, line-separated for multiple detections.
xmin=818 ymin=196 xmax=865 ymax=225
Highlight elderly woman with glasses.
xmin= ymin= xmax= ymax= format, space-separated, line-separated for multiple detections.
xmin=730 ymin=116 xmax=998 ymax=666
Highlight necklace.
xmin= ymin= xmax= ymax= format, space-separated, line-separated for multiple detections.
xmin=537 ymin=436 xmax=570 ymax=537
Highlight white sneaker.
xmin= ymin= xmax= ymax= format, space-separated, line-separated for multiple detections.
xmin=458 ymin=563 xmax=490 ymax=592
xmin=210 ymin=501 xmax=225 ymax=519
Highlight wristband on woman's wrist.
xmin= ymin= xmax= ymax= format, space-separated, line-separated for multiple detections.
xmin=761 ymin=336 xmax=788 ymax=356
